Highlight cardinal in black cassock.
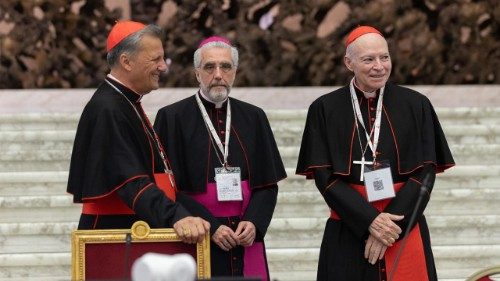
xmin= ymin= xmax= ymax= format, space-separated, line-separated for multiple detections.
xmin=67 ymin=21 xmax=209 ymax=243
xmin=295 ymin=26 xmax=455 ymax=281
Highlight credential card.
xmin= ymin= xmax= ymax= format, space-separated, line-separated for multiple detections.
xmin=215 ymin=167 xmax=242 ymax=201
xmin=364 ymin=167 xmax=395 ymax=202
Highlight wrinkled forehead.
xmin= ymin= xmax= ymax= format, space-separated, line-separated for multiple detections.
xmin=351 ymin=33 xmax=389 ymax=56
xmin=139 ymin=34 xmax=164 ymax=50
xmin=200 ymin=47 xmax=233 ymax=64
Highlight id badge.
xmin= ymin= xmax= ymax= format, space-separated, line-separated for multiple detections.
xmin=364 ymin=160 xmax=395 ymax=202
xmin=215 ymin=167 xmax=243 ymax=201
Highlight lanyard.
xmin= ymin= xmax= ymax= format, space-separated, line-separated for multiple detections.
xmin=349 ymin=77 xmax=385 ymax=162
xmin=195 ymin=93 xmax=231 ymax=168
xmin=105 ymin=79 xmax=173 ymax=175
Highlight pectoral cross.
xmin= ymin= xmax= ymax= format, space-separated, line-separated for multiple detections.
xmin=353 ymin=157 xmax=373 ymax=181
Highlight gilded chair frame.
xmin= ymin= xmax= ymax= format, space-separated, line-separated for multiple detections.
xmin=466 ymin=265 xmax=500 ymax=281
xmin=71 ymin=221 xmax=210 ymax=280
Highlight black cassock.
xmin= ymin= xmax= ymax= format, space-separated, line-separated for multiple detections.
xmin=67 ymin=78 xmax=191 ymax=230
xmin=154 ymin=94 xmax=286 ymax=279
xmin=296 ymin=83 xmax=455 ymax=281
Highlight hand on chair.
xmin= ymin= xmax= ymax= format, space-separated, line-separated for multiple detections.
xmin=173 ymin=216 xmax=210 ymax=244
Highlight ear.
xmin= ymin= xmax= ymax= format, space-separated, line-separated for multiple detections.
xmin=344 ymin=55 xmax=354 ymax=72
xmin=194 ymin=68 xmax=201 ymax=83
xmin=119 ymin=53 xmax=133 ymax=72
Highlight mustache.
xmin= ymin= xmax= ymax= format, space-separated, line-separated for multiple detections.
xmin=209 ymin=83 xmax=228 ymax=89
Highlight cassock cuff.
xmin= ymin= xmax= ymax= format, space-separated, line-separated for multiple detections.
xmin=169 ymin=203 xmax=192 ymax=225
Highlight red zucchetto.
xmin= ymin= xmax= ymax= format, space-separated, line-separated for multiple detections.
xmin=106 ymin=21 xmax=146 ymax=52
xmin=198 ymin=36 xmax=232 ymax=48
xmin=345 ymin=25 xmax=383 ymax=48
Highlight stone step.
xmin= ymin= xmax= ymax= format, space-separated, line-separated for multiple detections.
xmin=280 ymin=170 xmax=500 ymax=200
xmin=0 ymin=194 xmax=80 ymax=223
xmin=0 ymin=253 xmax=69 ymax=279
xmin=284 ymin=166 xmax=500 ymax=191
xmin=0 ymin=130 xmax=75 ymax=148
xmin=433 ymin=245 xmax=500 ymax=280
xmin=0 ymin=171 xmax=68 ymax=196
xmin=273 ymin=187 xmax=500 ymax=218
xmin=0 ymin=176 xmax=500 ymax=208
xmin=0 ymin=150 xmax=71 ymax=172
xmin=1 ymin=123 xmax=499 ymax=147
xmin=0 ymin=166 xmax=497 ymax=200
xmin=0 ymin=182 xmax=498 ymax=223
xmin=0 ymin=113 xmax=80 ymax=131
xmin=3 ymin=212 xmax=498 ymax=254
xmin=278 ymin=144 xmax=500 ymax=168
xmin=1 ymin=107 xmax=499 ymax=131
xmin=0 ymin=277 xmax=69 ymax=281
xmin=265 ymin=215 xmax=500 ymax=248
xmin=0 ymin=234 xmax=72 ymax=254
xmin=267 ymin=244 xmax=500 ymax=281
xmin=266 ymin=107 xmax=500 ymax=126
xmin=0 ymin=164 xmax=498 ymax=196
xmin=2 ymin=142 xmax=496 ymax=172
xmin=274 ymin=124 xmax=500 ymax=146
xmin=0 ymin=222 xmax=77 ymax=254
xmin=426 ymin=215 xmax=500 ymax=246
xmin=0 ymin=100 xmax=498 ymax=281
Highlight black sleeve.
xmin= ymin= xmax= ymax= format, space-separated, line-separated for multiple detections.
xmin=314 ymin=167 xmax=379 ymax=240
xmin=296 ymin=99 xmax=332 ymax=176
xmin=176 ymin=192 xmax=222 ymax=236
xmin=242 ymin=184 xmax=278 ymax=240
xmin=116 ymin=177 xmax=191 ymax=228
xmin=384 ymin=164 xmax=436 ymax=236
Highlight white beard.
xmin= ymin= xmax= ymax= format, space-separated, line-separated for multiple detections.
xmin=209 ymin=87 xmax=229 ymax=102
xmin=201 ymin=85 xmax=230 ymax=103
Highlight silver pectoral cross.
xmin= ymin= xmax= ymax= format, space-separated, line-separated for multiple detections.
xmin=353 ymin=157 xmax=373 ymax=181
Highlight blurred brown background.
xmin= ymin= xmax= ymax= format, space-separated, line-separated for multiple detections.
xmin=0 ymin=0 xmax=498 ymax=89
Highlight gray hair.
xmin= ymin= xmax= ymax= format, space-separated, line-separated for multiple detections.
xmin=193 ymin=41 xmax=239 ymax=68
xmin=107 ymin=24 xmax=163 ymax=68
xmin=345 ymin=42 xmax=356 ymax=59
xmin=345 ymin=33 xmax=389 ymax=59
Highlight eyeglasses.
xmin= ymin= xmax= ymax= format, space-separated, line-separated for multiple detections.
xmin=200 ymin=62 xmax=234 ymax=74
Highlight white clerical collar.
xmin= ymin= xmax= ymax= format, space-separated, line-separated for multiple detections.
xmin=199 ymin=90 xmax=227 ymax=108
xmin=107 ymin=74 xmax=143 ymax=102
xmin=353 ymin=78 xmax=378 ymax=99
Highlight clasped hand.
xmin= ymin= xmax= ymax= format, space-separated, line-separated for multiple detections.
xmin=364 ymin=212 xmax=404 ymax=264
xmin=212 ymin=221 xmax=256 ymax=251
xmin=369 ymin=212 xmax=403 ymax=246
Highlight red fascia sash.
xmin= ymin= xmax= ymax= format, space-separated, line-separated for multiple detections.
xmin=82 ymin=173 xmax=177 ymax=215
xmin=330 ymin=182 xmax=405 ymax=220
xmin=153 ymin=173 xmax=176 ymax=201
xmin=82 ymin=192 xmax=134 ymax=215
